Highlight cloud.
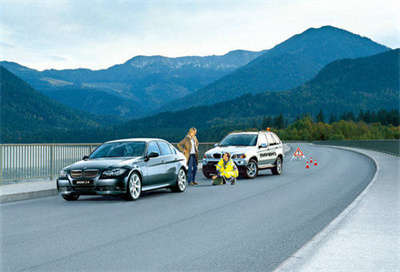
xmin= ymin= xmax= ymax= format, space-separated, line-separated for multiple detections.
xmin=1 ymin=0 xmax=398 ymax=70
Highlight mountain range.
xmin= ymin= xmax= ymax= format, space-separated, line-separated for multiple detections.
xmin=157 ymin=26 xmax=390 ymax=114
xmin=118 ymin=49 xmax=400 ymax=142
xmin=0 ymin=49 xmax=266 ymax=119
xmin=1 ymin=25 xmax=398 ymax=143
xmin=0 ymin=66 xmax=107 ymax=143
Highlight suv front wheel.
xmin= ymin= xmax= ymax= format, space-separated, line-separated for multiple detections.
xmin=244 ymin=159 xmax=258 ymax=179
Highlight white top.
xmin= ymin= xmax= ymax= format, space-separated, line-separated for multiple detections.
xmin=190 ymin=138 xmax=196 ymax=154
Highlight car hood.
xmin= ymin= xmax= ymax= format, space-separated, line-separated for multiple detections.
xmin=206 ymin=146 xmax=254 ymax=155
xmin=65 ymin=157 xmax=142 ymax=171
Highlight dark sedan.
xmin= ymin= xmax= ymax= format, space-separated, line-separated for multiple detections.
xmin=57 ymin=138 xmax=188 ymax=201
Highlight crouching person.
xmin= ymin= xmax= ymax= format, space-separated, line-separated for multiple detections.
xmin=212 ymin=152 xmax=239 ymax=185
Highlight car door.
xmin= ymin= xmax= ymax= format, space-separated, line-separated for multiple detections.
xmin=144 ymin=141 xmax=165 ymax=186
xmin=257 ymin=134 xmax=270 ymax=166
xmin=157 ymin=141 xmax=176 ymax=183
xmin=265 ymin=133 xmax=278 ymax=164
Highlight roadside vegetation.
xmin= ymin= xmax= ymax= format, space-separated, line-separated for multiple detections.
xmin=254 ymin=110 xmax=400 ymax=141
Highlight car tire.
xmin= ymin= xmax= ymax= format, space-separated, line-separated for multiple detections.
xmin=272 ymin=156 xmax=283 ymax=175
xmin=244 ymin=159 xmax=258 ymax=179
xmin=62 ymin=194 xmax=80 ymax=201
xmin=126 ymin=172 xmax=142 ymax=201
xmin=171 ymin=168 xmax=187 ymax=193
xmin=202 ymin=169 xmax=213 ymax=179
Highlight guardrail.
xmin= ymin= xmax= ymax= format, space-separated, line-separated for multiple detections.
xmin=313 ymin=140 xmax=400 ymax=157
xmin=2 ymin=140 xmax=397 ymax=184
xmin=0 ymin=143 xmax=217 ymax=184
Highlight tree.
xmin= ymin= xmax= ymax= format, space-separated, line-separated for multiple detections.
xmin=316 ymin=109 xmax=324 ymax=123
xmin=274 ymin=114 xmax=286 ymax=129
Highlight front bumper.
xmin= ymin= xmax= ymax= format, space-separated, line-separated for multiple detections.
xmin=57 ymin=176 xmax=128 ymax=196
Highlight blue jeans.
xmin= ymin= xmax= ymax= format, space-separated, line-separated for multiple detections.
xmin=188 ymin=154 xmax=197 ymax=183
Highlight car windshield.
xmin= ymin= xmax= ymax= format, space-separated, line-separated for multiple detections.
xmin=89 ymin=142 xmax=146 ymax=158
xmin=219 ymin=134 xmax=258 ymax=147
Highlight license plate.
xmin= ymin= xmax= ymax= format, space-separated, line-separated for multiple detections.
xmin=74 ymin=180 xmax=93 ymax=185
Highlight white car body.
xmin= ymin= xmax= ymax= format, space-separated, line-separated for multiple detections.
xmin=202 ymin=131 xmax=284 ymax=179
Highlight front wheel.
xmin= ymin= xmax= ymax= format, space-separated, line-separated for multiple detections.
xmin=171 ymin=168 xmax=187 ymax=192
xmin=244 ymin=159 xmax=258 ymax=179
xmin=126 ymin=172 xmax=142 ymax=201
xmin=271 ymin=156 xmax=283 ymax=175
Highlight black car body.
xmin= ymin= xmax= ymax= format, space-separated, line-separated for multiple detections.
xmin=57 ymin=138 xmax=188 ymax=201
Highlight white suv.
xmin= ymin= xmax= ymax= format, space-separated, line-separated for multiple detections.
xmin=202 ymin=131 xmax=284 ymax=179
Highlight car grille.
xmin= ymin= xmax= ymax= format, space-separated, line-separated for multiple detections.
xmin=213 ymin=154 xmax=221 ymax=159
xmin=70 ymin=170 xmax=98 ymax=178
xmin=84 ymin=170 xmax=99 ymax=178
xmin=71 ymin=170 xmax=83 ymax=178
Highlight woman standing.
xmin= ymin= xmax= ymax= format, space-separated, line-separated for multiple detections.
xmin=177 ymin=127 xmax=199 ymax=186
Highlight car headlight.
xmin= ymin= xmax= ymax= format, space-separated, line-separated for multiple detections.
xmin=60 ymin=170 xmax=67 ymax=177
xmin=101 ymin=168 xmax=127 ymax=177
xmin=232 ymin=154 xmax=246 ymax=159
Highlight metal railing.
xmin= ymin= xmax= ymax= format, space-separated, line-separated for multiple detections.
xmin=2 ymin=140 xmax=398 ymax=184
xmin=313 ymin=140 xmax=400 ymax=157
xmin=0 ymin=143 xmax=217 ymax=184
xmin=0 ymin=144 xmax=99 ymax=184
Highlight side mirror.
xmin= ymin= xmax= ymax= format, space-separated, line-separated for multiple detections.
xmin=258 ymin=143 xmax=267 ymax=149
xmin=148 ymin=152 xmax=159 ymax=158
xmin=82 ymin=155 xmax=89 ymax=160
xmin=214 ymin=143 xmax=219 ymax=147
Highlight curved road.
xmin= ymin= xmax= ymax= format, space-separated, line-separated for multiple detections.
xmin=0 ymin=144 xmax=376 ymax=271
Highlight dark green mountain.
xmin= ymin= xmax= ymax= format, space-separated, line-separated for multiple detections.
xmin=117 ymin=49 xmax=400 ymax=142
xmin=0 ymin=66 xmax=108 ymax=143
xmin=158 ymin=26 xmax=390 ymax=114
xmin=0 ymin=50 xmax=266 ymax=119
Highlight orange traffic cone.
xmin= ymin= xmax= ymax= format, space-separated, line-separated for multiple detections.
xmin=314 ymin=159 xmax=318 ymax=166
xmin=310 ymin=157 xmax=313 ymax=164
xmin=306 ymin=161 xmax=310 ymax=169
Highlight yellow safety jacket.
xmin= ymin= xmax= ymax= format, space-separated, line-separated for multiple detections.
xmin=216 ymin=159 xmax=239 ymax=179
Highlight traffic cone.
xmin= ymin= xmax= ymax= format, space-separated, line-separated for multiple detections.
xmin=310 ymin=157 xmax=313 ymax=164
xmin=306 ymin=161 xmax=310 ymax=169
xmin=314 ymin=159 xmax=318 ymax=166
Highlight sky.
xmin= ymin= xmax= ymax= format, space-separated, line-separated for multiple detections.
xmin=1 ymin=0 xmax=399 ymax=71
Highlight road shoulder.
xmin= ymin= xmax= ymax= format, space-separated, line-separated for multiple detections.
xmin=276 ymin=146 xmax=400 ymax=271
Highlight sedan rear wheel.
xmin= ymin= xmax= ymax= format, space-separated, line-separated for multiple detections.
xmin=126 ymin=172 xmax=141 ymax=201
xmin=171 ymin=168 xmax=187 ymax=192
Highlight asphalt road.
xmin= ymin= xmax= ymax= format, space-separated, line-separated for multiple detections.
xmin=0 ymin=144 xmax=376 ymax=272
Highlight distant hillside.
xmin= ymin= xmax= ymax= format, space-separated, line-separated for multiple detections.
xmin=0 ymin=49 xmax=266 ymax=119
xmin=0 ymin=66 xmax=107 ymax=143
xmin=117 ymin=49 xmax=400 ymax=142
xmin=158 ymin=25 xmax=390 ymax=114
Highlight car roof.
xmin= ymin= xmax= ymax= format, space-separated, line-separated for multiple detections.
xmin=105 ymin=138 xmax=166 ymax=144
xmin=228 ymin=131 xmax=275 ymax=135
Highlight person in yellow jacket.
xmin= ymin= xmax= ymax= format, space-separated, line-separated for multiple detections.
xmin=212 ymin=152 xmax=239 ymax=185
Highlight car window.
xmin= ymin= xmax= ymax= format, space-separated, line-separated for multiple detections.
xmin=266 ymin=134 xmax=276 ymax=145
xmin=258 ymin=134 xmax=268 ymax=146
xmin=158 ymin=141 xmax=172 ymax=156
xmin=272 ymin=133 xmax=281 ymax=144
xmin=168 ymin=143 xmax=177 ymax=155
xmin=89 ymin=142 xmax=145 ymax=158
xmin=219 ymin=134 xmax=258 ymax=146
xmin=147 ymin=141 xmax=161 ymax=156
